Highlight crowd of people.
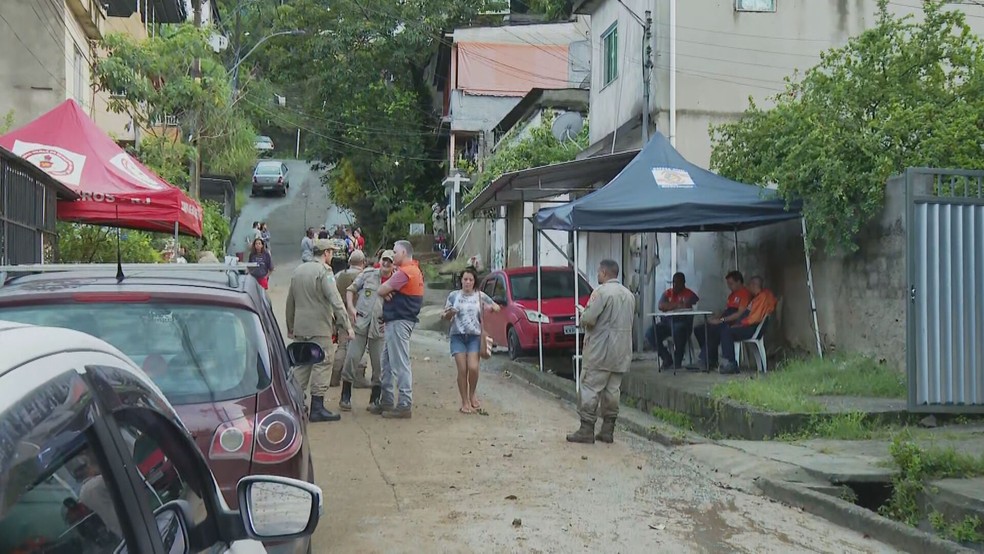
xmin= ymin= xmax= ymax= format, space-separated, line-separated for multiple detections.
xmin=278 ymin=218 xmax=776 ymax=444
xmin=286 ymin=234 xmax=425 ymax=422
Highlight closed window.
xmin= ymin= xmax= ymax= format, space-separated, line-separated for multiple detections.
xmin=602 ymin=23 xmax=618 ymax=86
xmin=73 ymin=45 xmax=86 ymax=103
xmin=736 ymin=0 xmax=776 ymax=12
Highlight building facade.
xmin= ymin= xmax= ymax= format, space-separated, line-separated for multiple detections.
xmin=569 ymin=0 xmax=984 ymax=358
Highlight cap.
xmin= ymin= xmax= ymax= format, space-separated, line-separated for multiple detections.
xmin=380 ymin=249 xmax=395 ymax=261
xmin=313 ymin=239 xmax=336 ymax=253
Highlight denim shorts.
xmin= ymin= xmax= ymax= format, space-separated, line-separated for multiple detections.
xmin=449 ymin=333 xmax=481 ymax=356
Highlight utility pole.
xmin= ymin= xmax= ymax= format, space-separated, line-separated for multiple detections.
xmin=232 ymin=2 xmax=242 ymax=97
xmin=642 ymin=10 xmax=652 ymax=144
xmin=190 ymin=0 xmax=203 ymax=199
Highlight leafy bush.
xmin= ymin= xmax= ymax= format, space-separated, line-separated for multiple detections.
xmin=57 ymin=223 xmax=162 ymax=263
xmin=381 ymin=201 xmax=430 ymax=245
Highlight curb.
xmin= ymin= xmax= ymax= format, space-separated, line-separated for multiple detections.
xmin=756 ymin=477 xmax=974 ymax=554
xmin=500 ymin=359 xmax=709 ymax=448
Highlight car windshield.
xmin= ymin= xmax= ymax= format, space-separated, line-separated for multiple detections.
xmin=255 ymin=164 xmax=280 ymax=175
xmin=509 ymin=272 xmax=592 ymax=301
xmin=0 ymin=303 xmax=270 ymax=404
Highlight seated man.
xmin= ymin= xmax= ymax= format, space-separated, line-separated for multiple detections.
xmin=718 ymin=276 xmax=777 ymax=374
xmin=647 ymin=272 xmax=699 ymax=370
xmin=694 ymin=270 xmax=752 ymax=368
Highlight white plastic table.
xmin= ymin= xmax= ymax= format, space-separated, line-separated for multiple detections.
xmin=647 ymin=310 xmax=714 ymax=373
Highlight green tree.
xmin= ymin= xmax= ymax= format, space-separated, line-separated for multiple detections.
xmin=57 ymin=223 xmax=163 ymax=263
xmin=238 ymin=0 xmax=505 ymax=245
xmin=710 ymin=0 xmax=984 ymax=253
xmin=93 ymin=25 xmax=258 ymax=188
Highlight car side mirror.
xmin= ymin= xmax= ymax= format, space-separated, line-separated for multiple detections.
xmin=287 ymin=342 xmax=325 ymax=367
xmin=237 ymin=476 xmax=322 ymax=540
xmin=116 ymin=502 xmax=190 ymax=554
xmin=493 ymin=296 xmax=507 ymax=306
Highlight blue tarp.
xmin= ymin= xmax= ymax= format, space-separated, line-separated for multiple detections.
xmin=534 ymin=132 xmax=801 ymax=232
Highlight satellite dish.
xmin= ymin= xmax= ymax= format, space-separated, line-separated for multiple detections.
xmin=551 ymin=112 xmax=584 ymax=142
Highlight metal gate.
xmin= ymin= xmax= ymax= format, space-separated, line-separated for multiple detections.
xmin=0 ymin=155 xmax=58 ymax=265
xmin=906 ymin=168 xmax=984 ymax=412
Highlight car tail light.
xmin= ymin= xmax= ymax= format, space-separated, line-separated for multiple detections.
xmin=72 ymin=292 xmax=152 ymax=303
xmin=207 ymin=408 xmax=302 ymax=465
xmin=208 ymin=417 xmax=252 ymax=461
xmin=252 ymin=176 xmax=257 ymax=183
xmin=254 ymin=408 xmax=301 ymax=464
xmin=277 ymin=176 xmax=283 ymax=184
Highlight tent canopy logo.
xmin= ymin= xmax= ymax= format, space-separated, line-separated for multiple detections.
xmin=12 ymin=140 xmax=86 ymax=186
xmin=109 ymin=153 xmax=167 ymax=190
xmin=651 ymin=167 xmax=695 ymax=189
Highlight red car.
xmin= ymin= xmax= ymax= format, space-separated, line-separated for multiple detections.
xmin=479 ymin=266 xmax=592 ymax=359
xmin=0 ymin=265 xmax=320 ymax=554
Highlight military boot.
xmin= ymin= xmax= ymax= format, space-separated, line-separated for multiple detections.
xmin=596 ymin=417 xmax=616 ymax=443
xmin=339 ymin=382 xmax=353 ymax=412
xmin=310 ymin=396 xmax=341 ymax=422
xmin=565 ymin=419 xmax=596 ymax=444
xmin=366 ymin=385 xmax=381 ymax=411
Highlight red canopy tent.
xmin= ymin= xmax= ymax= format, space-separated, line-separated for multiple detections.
xmin=0 ymin=99 xmax=203 ymax=237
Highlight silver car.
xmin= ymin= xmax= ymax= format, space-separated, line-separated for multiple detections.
xmin=252 ymin=161 xmax=289 ymax=197
xmin=0 ymin=320 xmax=325 ymax=554
xmin=255 ymin=135 xmax=274 ymax=157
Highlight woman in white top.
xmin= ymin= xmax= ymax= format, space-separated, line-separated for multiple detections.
xmin=444 ymin=268 xmax=500 ymax=414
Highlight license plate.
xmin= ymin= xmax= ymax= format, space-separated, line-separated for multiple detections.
xmin=563 ymin=325 xmax=578 ymax=335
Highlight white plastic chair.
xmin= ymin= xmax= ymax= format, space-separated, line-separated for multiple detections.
xmin=735 ymin=315 xmax=769 ymax=373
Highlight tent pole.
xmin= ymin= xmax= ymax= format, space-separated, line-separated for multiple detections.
xmin=670 ymin=232 xmax=678 ymax=278
xmin=537 ymin=229 xmax=544 ymax=372
xmin=802 ymin=217 xmax=823 ymax=358
xmin=734 ymin=229 xmax=739 ymax=271
xmin=173 ymin=221 xmax=179 ymax=263
xmin=573 ymin=230 xmax=581 ymax=394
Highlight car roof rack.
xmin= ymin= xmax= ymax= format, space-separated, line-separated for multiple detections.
xmin=0 ymin=262 xmax=259 ymax=289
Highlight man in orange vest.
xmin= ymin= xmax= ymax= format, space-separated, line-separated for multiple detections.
xmin=719 ymin=275 xmax=777 ymax=374
xmin=370 ymin=239 xmax=425 ymax=418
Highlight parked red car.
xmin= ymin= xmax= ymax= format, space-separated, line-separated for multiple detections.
xmin=479 ymin=266 xmax=592 ymax=359
xmin=0 ymin=265 xmax=318 ymax=554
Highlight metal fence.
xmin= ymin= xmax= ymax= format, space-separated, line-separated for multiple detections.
xmin=0 ymin=159 xmax=58 ymax=265
xmin=906 ymin=168 xmax=984 ymax=412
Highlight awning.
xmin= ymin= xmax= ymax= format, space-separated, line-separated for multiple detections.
xmin=461 ymin=149 xmax=639 ymax=215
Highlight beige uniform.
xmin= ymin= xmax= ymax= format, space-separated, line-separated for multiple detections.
xmin=330 ymin=267 xmax=362 ymax=386
xmin=285 ymin=260 xmax=353 ymax=400
xmin=342 ymin=267 xmax=386 ymax=385
xmin=578 ymin=278 xmax=636 ymax=423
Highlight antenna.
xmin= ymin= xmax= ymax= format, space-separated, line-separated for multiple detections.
xmin=114 ymin=206 xmax=125 ymax=283
xmin=551 ymin=112 xmax=584 ymax=143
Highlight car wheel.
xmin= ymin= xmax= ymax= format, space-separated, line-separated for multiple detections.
xmin=280 ymin=187 xmax=287 ymax=197
xmin=250 ymin=189 xmax=257 ymax=197
xmin=507 ymin=327 xmax=524 ymax=360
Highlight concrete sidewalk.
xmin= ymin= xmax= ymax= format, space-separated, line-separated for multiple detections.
xmin=500 ymin=357 xmax=984 ymax=554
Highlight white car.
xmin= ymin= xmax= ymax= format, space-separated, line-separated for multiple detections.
xmin=0 ymin=321 xmax=324 ymax=554
xmin=255 ymin=136 xmax=275 ymax=157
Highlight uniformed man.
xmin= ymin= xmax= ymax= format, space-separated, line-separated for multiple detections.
xmin=567 ymin=259 xmax=636 ymax=444
xmin=285 ymin=239 xmax=355 ymax=422
xmin=339 ymin=249 xmax=395 ymax=411
xmin=329 ymin=250 xmax=366 ymax=387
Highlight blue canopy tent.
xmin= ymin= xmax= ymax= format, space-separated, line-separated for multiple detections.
xmin=531 ymin=132 xmax=821 ymax=385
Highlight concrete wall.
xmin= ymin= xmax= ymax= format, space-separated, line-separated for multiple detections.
xmin=0 ymin=2 xmax=68 ymax=127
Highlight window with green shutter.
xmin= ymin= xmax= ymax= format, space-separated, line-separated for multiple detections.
xmin=602 ymin=23 xmax=618 ymax=86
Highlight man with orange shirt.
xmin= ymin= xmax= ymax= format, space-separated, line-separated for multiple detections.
xmin=371 ymin=240 xmax=425 ymax=418
xmin=719 ymin=276 xmax=777 ymax=374
xmin=648 ymin=272 xmax=699 ymax=370
xmin=694 ymin=271 xmax=752 ymax=369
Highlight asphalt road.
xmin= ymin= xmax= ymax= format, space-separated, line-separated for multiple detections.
xmin=227 ymin=159 xmax=352 ymax=261
xmin=238 ymin=181 xmax=898 ymax=553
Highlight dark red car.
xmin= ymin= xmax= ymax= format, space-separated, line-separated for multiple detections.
xmin=0 ymin=265 xmax=317 ymax=554
xmin=479 ymin=266 xmax=592 ymax=359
